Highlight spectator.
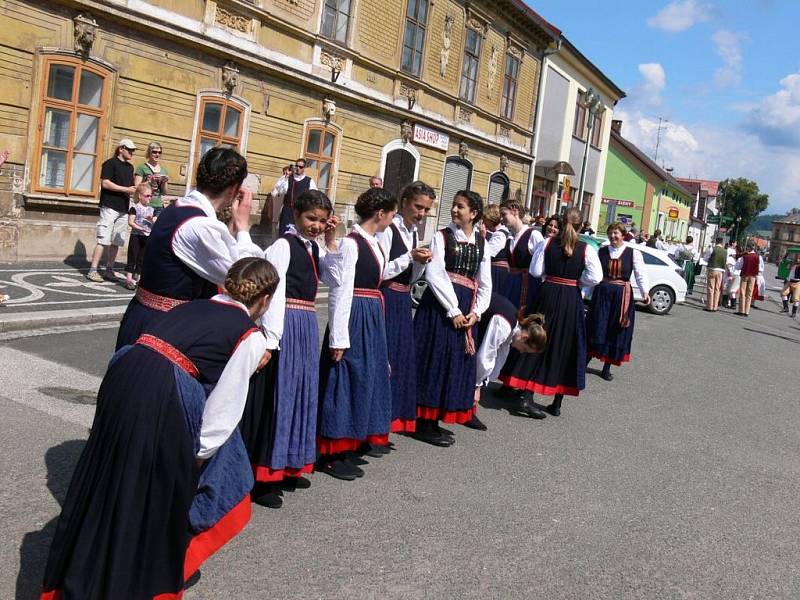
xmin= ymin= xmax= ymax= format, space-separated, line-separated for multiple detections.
xmin=134 ymin=142 xmax=170 ymax=217
xmin=124 ymin=183 xmax=155 ymax=290
xmin=87 ymin=139 xmax=137 ymax=283
xmin=579 ymin=221 xmax=595 ymax=236
xmin=703 ymin=237 xmax=727 ymax=311
xmin=369 ymin=175 xmax=383 ymax=189
xmin=270 ymin=165 xmax=293 ymax=232
xmin=624 ymin=227 xmax=637 ymax=242
xmin=671 ymin=236 xmax=698 ymax=295
xmin=646 ymin=229 xmax=667 ymax=251
xmin=273 ymin=157 xmax=317 ymax=234
xmin=734 ymin=241 xmax=763 ymax=316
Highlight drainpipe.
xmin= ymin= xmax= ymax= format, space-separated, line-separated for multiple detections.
xmin=525 ymin=38 xmax=561 ymax=211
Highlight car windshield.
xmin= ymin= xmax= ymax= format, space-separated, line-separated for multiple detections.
xmin=641 ymin=252 xmax=667 ymax=266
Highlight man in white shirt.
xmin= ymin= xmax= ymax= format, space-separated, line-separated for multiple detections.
xmin=273 ymin=158 xmax=318 ymax=234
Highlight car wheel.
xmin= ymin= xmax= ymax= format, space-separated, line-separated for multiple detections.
xmin=648 ymin=285 xmax=675 ymax=315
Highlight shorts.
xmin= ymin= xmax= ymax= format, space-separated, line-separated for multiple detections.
xmin=96 ymin=206 xmax=128 ymax=247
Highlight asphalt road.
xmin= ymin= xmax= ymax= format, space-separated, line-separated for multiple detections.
xmin=2 ymin=282 xmax=799 ymax=599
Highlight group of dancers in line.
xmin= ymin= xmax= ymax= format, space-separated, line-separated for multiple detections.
xmin=39 ymin=148 xmax=651 ymax=600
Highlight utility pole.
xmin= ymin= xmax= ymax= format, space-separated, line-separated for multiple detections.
xmin=654 ymin=116 xmax=668 ymax=163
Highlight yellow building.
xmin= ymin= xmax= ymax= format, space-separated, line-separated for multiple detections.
xmin=0 ymin=0 xmax=560 ymax=260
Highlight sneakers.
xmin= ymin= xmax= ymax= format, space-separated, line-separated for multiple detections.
xmin=86 ymin=270 xmax=104 ymax=283
xmin=102 ymin=268 xmax=121 ymax=282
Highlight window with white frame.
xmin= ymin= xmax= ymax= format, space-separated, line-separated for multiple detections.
xmin=321 ymin=0 xmax=351 ymax=44
xmin=459 ymin=28 xmax=481 ymax=103
xmin=401 ymin=0 xmax=429 ymax=76
xmin=303 ymin=121 xmax=340 ymax=198
xmin=501 ymin=53 xmax=520 ymax=120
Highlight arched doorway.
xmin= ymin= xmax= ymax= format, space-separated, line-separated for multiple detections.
xmin=487 ymin=171 xmax=510 ymax=204
xmin=381 ymin=140 xmax=420 ymax=201
xmin=436 ymin=156 xmax=473 ymax=229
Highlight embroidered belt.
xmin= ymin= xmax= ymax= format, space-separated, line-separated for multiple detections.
xmin=447 ymin=272 xmax=478 ymax=290
xmin=602 ymin=278 xmax=633 ymax=328
xmin=286 ymin=298 xmax=316 ymax=311
xmin=511 ymin=268 xmax=531 ymax=307
xmin=135 ymin=334 xmax=199 ymax=378
xmin=353 ymin=288 xmax=383 ymax=299
xmin=382 ymin=281 xmax=411 ymax=293
xmin=136 ymin=287 xmax=188 ymax=312
xmin=447 ymin=273 xmax=478 ymax=356
xmin=546 ymin=276 xmax=577 ymax=287
xmin=491 ymin=260 xmax=510 ymax=270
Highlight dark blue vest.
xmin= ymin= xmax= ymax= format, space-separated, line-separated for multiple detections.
xmin=508 ymin=228 xmax=534 ymax=269
xmin=490 ymin=230 xmax=509 ymax=264
xmin=442 ymin=227 xmax=485 ymax=280
xmin=477 ymin=293 xmax=518 ymax=347
xmin=599 ymin=246 xmax=633 ymax=281
xmin=283 ymin=234 xmax=319 ymax=301
xmin=382 ymin=223 xmax=417 ymax=286
xmin=144 ymin=299 xmax=258 ymax=385
xmin=544 ymin=238 xmax=587 ymax=280
xmin=350 ymin=232 xmax=383 ymax=289
xmin=139 ymin=203 xmax=218 ymax=301
xmin=285 ymin=176 xmax=312 ymax=208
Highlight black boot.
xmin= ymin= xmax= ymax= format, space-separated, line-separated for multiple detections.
xmin=793 ymin=303 xmax=798 ymax=318
xmin=601 ymin=363 xmax=614 ymax=381
xmin=519 ymin=392 xmax=547 ymax=419
xmin=412 ymin=419 xmax=452 ymax=447
xmin=463 ymin=412 xmax=488 ymax=431
xmin=546 ymin=394 xmax=563 ymax=417
xmin=252 ymin=482 xmax=283 ymax=508
xmin=782 ymin=298 xmax=789 ymax=312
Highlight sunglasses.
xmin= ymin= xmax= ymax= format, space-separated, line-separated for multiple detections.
xmin=150 ymin=150 xmax=162 ymax=155
xmin=295 ymin=164 xmax=305 ymax=169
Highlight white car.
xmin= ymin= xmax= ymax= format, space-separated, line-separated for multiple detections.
xmin=586 ymin=239 xmax=687 ymax=315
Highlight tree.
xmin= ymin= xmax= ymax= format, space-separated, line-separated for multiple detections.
xmin=717 ymin=178 xmax=769 ymax=245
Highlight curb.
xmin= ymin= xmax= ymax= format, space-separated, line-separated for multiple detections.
xmin=0 ymin=305 xmax=125 ymax=333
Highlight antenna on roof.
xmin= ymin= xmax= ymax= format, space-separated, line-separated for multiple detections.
xmin=654 ymin=116 xmax=668 ymax=163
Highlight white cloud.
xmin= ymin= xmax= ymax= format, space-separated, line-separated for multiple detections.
xmin=646 ymin=0 xmax=713 ymax=32
xmin=744 ymin=72 xmax=800 ymax=148
xmin=614 ymin=107 xmax=798 ymax=213
xmin=636 ymin=63 xmax=667 ymax=105
xmin=712 ymin=29 xmax=747 ymax=88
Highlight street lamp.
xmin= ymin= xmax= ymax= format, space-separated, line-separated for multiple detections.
xmin=576 ymin=87 xmax=605 ymax=214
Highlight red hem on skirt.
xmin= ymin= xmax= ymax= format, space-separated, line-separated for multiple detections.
xmin=390 ymin=418 xmax=417 ymax=433
xmin=416 ymin=405 xmax=475 ymax=424
xmin=317 ymin=434 xmax=389 ymax=456
xmin=154 ymin=592 xmax=184 ymax=599
xmin=588 ymin=351 xmax=631 ymax=366
xmin=499 ymin=375 xmax=580 ymax=397
xmin=253 ymin=463 xmax=314 ymax=483
xmin=183 ymin=494 xmax=251 ymax=580
xmin=40 ymin=592 xmax=62 ymax=600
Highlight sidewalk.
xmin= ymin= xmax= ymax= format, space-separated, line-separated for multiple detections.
xmin=0 ymin=261 xmax=132 ymax=333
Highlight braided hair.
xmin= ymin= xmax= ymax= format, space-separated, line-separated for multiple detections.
xmin=224 ymin=257 xmax=279 ymax=307
xmin=294 ymin=189 xmax=333 ymax=216
xmin=355 ymin=187 xmax=397 ymax=220
xmin=196 ymin=148 xmax=248 ymax=196
xmin=517 ymin=312 xmax=547 ymax=353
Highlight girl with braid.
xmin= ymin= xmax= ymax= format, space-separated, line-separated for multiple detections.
xmin=317 ymin=188 xmax=396 ymax=480
xmin=41 ymin=258 xmax=278 ymax=600
xmin=116 ymin=148 xmax=264 ymax=350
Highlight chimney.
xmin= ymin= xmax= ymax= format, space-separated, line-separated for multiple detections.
xmin=611 ymin=119 xmax=622 ymax=134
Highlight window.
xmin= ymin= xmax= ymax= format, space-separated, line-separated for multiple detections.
xmin=303 ymin=122 xmax=339 ymax=198
xmin=501 ymin=53 xmax=520 ymax=120
xmin=33 ymin=57 xmax=110 ymax=196
xmin=590 ymin=111 xmax=603 ymax=147
xmin=642 ymin=252 xmax=667 ymax=266
xmin=572 ymin=99 xmax=587 ymax=139
xmin=437 ymin=156 xmax=473 ymax=229
xmin=195 ymin=97 xmax=244 ymax=162
xmin=321 ymin=0 xmax=351 ymax=44
xmin=401 ymin=0 xmax=428 ymax=76
xmin=487 ymin=172 xmax=510 ymax=203
xmin=459 ymin=28 xmax=481 ymax=103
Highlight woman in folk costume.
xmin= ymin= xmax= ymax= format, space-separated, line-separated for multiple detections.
xmin=499 ymin=199 xmax=543 ymax=310
xmin=483 ymin=203 xmax=511 ymax=291
xmin=317 ymin=187 xmax=396 ymax=480
xmin=41 ymin=258 xmax=278 ymax=600
xmin=240 ymin=191 xmax=338 ymax=508
xmin=586 ymin=222 xmax=651 ymax=381
xmin=500 ymin=208 xmax=602 ymax=419
xmin=471 ymin=292 xmax=548 ymax=430
xmin=116 ymin=148 xmax=263 ymax=350
xmin=377 ymin=181 xmax=435 ymax=437
xmin=413 ymin=190 xmax=492 ymax=446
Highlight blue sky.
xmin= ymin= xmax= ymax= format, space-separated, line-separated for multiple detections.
xmin=526 ymin=0 xmax=800 ymax=213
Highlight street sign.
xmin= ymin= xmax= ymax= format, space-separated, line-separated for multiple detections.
xmin=668 ymin=207 xmax=680 ymax=220
xmin=707 ymin=214 xmax=720 ymax=224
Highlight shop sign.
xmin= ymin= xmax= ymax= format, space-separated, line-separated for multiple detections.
xmin=668 ymin=207 xmax=680 ymax=220
xmin=413 ymin=124 xmax=449 ymax=151
xmin=602 ymin=197 xmax=635 ymax=208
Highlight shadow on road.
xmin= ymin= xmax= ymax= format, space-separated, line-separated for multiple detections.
xmin=743 ymin=327 xmax=800 ymax=345
xmin=15 ymin=439 xmax=85 ymax=600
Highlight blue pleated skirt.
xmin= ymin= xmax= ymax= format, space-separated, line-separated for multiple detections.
xmin=382 ymin=287 xmax=418 ymax=432
xmin=318 ymin=296 xmax=392 ymax=451
xmin=115 ymin=298 xmax=165 ymax=350
xmin=414 ymin=283 xmax=476 ymax=423
xmin=586 ymin=282 xmax=636 ymax=365
xmin=269 ymin=308 xmax=320 ymax=474
xmin=490 ymin=263 xmax=509 ymax=294
xmin=502 ymin=270 xmax=541 ymax=312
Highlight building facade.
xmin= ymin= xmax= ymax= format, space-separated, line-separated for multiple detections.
xmin=601 ymin=121 xmax=692 ymax=238
xmin=770 ymin=210 xmax=800 ymax=263
xmin=676 ymin=178 xmax=719 ymax=252
xmin=0 ymin=0 xmax=560 ymax=260
xmin=529 ymin=37 xmax=625 ymax=227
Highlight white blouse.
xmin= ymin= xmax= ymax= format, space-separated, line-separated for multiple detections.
xmin=508 ymin=225 xmax=544 ymax=256
xmin=377 ymin=213 xmax=424 ymax=282
xmin=322 ymin=223 xmax=386 ymax=349
xmin=198 ymin=294 xmax=268 ymax=459
xmin=486 ymin=225 xmax=511 ymax=259
xmin=425 ymin=223 xmax=492 ymax=319
xmin=475 ymin=314 xmax=515 ymax=386
xmin=171 ymin=190 xmax=264 ymax=286
xmin=260 ymin=225 xmax=328 ymax=350
xmin=609 ymin=244 xmax=650 ymax=297
xmin=529 ymin=236 xmax=603 ymax=288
